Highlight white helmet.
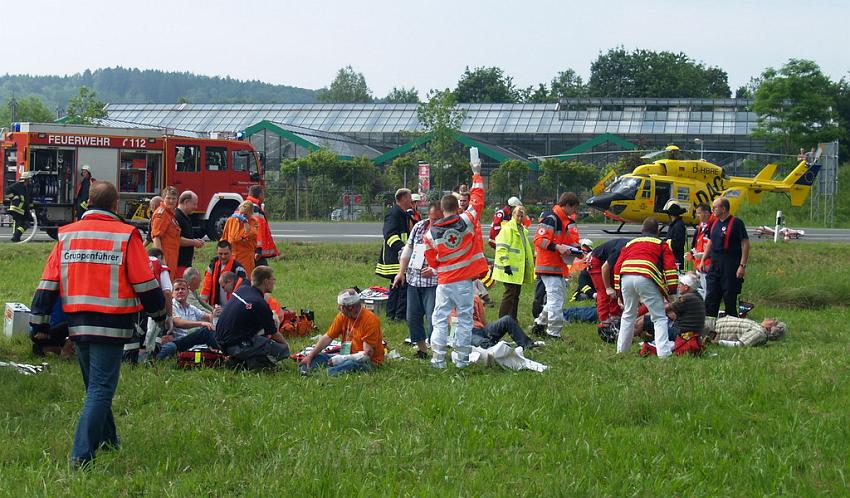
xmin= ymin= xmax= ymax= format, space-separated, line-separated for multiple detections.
xmin=507 ymin=196 xmax=523 ymax=207
xmin=579 ymin=238 xmax=593 ymax=250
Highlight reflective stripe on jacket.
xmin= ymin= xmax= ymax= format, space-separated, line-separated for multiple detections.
xmin=492 ymin=218 xmax=534 ymax=285
xmin=5 ymin=181 xmax=29 ymax=215
xmin=375 ymin=203 xmax=411 ymax=278
xmin=247 ymin=196 xmax=279 ymax=258
xmin=201 ymin=257 xmax=248 ymax=305
xmin=29 ymin=209 xmax=167 ymax=342
xmin=424 ymin=174 xmax=488 ymax=284
xmin=533 ymin=205 xmax=579 ymax=276
xmin=613 ymin=235 xmax=679 ymax=296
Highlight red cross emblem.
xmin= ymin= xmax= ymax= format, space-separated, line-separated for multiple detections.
xmin=444 ymin=228 xmax=462 ymax=248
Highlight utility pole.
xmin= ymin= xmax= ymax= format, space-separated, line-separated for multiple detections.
xmin=9 ymin=95 xmax=17 ymax=123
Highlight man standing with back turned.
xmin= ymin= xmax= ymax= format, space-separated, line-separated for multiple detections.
xmin=29 ymin=181 xmax=167 ymax=468
xmin=613 ymin=217 xmax=679 ymax=356
xmin=424 ymin=157 xmax=488 ymax=369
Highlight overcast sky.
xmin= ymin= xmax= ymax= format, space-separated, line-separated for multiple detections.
xmin=5 ymin=0 xmax=849 ymax=98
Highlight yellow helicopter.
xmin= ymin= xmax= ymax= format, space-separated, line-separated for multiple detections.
xmin=584 ymin=145 xmax=820 ymax=233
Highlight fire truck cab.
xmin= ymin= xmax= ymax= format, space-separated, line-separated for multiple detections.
xmin=1 ymin=122 xmax=263 ymax=240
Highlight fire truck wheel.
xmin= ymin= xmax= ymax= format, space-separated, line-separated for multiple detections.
xmin=206 ymin=204 xmax=235 ymax=241
xmin=44 ymin=227 xmax=59 ymax=240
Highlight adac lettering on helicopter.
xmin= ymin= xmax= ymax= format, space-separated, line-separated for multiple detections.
xmin=694 ymin=176 xmax=726 ymax=205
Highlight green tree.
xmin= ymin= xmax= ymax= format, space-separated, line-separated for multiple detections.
xmin=489 ymin=160 xmax=529 ymax=202
xmin=587 ymin=47 xmax=731 ymax=98
xmin=64 ymin=86 xmax=107 ymax=124
xmin=454 ymin=66 xmax=519 ymax=103
xmin=1 ymin=95 xmax=54 ymax=125
xmin=550 ymin=69 xmax=588 ymax=100
xmin=384 ymin=87 xmax=419 ymax=103
xmin=524 ymin=84 xmax=551 ymax=103
xmin=315 ymin=66 xmax=373 ymax=103
xmin=752 ymin=59 xmax=841 ymax=154
xmin=538 ymin=159 xmax=600 ymax=200
xmin=386 ymin=155 xmax=420 ymax=190
xmin=416 ymin=89 xmax=468 ymax=192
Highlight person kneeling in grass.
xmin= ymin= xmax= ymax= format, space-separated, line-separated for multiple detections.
xmin=298 ymin=289 xmax=384 ymax=376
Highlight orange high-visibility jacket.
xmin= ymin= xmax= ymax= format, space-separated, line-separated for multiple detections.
xmin=533 ymin=205 xmax=579 ymax=276
xmin=29 ymin=210 xmax=167 ymax=342
xmin=247 ymin=195 xmax=279 ymax=259
xmin=613 ymin=235 xmax=679 ymax=296
xmin=221 ymin=214 xmax=258 ymax=277
xmin=200 ymin=257 xmax=248 ymax=305
xmin=424 ymin=174 xmax=488 ymax=284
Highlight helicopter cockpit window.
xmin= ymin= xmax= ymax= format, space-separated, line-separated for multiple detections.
xmin=606 ymin=177 xmax=641 ymax=198
xmin=641 ymin=180 xmax=652 ymax=199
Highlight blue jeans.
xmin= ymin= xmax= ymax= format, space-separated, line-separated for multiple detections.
xmin=157 ymin=327 xmax=218 ymax=360
xmin=72 ymin=342 xmax=124 ymax=463
xmin=406 ymin=285 xmax=436 ymax=343
xmin=300 ymin=352 xmax=372 ymax=376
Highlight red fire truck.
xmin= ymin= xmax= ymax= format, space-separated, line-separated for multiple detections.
xmin=1 ymin=122 xmax=263 ymax=240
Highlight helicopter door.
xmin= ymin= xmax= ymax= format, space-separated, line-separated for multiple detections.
xmin=654 ymin=181 xmax=672 ymax=213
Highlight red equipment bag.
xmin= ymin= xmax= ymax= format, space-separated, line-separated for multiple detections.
xmin=639 ymin=341 xmax=657 ymax=357
xmin=279 ymin=309 xmax=318 ymax=337
xmin=673 ymin=332 xmax=703 ymax=357
xmin=177 ymin=346 xmax=226 ymax=367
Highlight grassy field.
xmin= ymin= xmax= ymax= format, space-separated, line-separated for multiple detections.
xmin=1 ymin=241 xmax=849 ymax=496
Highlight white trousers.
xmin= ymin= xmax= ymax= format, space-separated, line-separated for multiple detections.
xmin=431 ymin=279 xmax=474 ymax=368
xmin=535 ymin=274 xmax=566 ymax=337
xmin=617 ymin=274 xmax=672 ymax=356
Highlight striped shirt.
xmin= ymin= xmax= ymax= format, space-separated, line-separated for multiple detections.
xmin=404 ymin=219 xmax=438 ymax=288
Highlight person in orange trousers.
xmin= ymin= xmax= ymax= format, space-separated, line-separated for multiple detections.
xmin=221 ymin=201 xmax=258 ymax=277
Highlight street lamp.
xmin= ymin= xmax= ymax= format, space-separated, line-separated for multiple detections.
xmin=694 ymin=138 xmax=704 ymax=160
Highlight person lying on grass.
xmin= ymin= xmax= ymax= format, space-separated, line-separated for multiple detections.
xmin=708 ymin=316 xmax=787 ymax=348
xmin=298 ymin=288 xmax=384 ymax=376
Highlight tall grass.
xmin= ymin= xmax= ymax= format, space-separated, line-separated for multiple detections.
xmin=1 ymin=241 xmax=849 ymax=496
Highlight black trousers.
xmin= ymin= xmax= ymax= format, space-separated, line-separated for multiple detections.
xmin=499 ymin=283 xmax=522 ymax=321
xmin=705 ymin=256 xmax=743 ymax=317
xmin=386 ymin=281 xmax=407 ymax=320
xmin=532 ymin=276 xmax=546 ymax=319
xmin=10 ymin=212 xmax=28 ymax=241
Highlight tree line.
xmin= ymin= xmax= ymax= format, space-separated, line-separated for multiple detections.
xmin=0 ymin=66 xmax=317 ymax=114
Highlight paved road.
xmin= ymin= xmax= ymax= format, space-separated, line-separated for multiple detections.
xmin=4 ymin=222 xmax=850 ymax=244
xmin=269 ymin=222 xmax=850 ymax=244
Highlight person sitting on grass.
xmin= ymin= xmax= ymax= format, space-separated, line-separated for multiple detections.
xmin=298 ymin=288 xmax=384 ymax=376
xmin=182 ymin=267 xmax=215 ymax=314
xmin=708 ymin=316 xmax=787 ymax=348
xmin=214 ymin=266 xmax=290 ymax=370
xmin=200 ymin=240 xmax=248 ymax=307
xmin=156 ymin=279 xmax=219 ymax=361
xmin=217 ymin=271 xmax=240 ymax=304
